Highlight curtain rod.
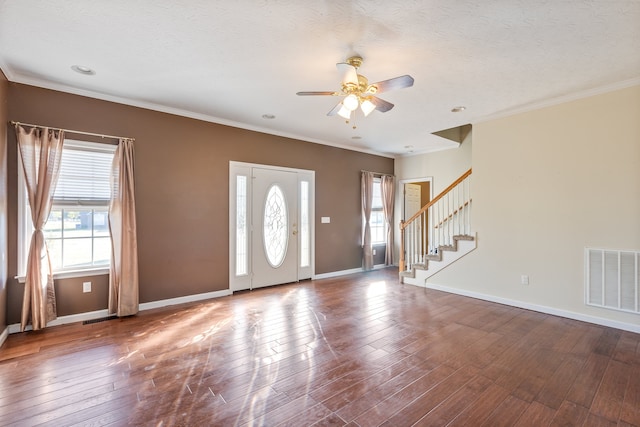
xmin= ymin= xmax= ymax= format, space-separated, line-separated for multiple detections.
xmin=361 ymin=169 xmax=394 ymax=177
xmin=10 ymin=121 xmax=134 ymax=142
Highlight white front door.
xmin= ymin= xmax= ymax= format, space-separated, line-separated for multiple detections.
xmin=251 ymin=168 xmax=298 ymax=288
xmin=229 ymin=162 xmax=314 ymax=292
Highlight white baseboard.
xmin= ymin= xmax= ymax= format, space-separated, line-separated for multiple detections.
xmin=0 ymin=326 xmax=8 ymax=348
xmin=7 ymin=289 xmax=233 ymax=335
xmin=138 ymin=289 xmax=231 ymax=311
xmin=313 ymin=264 xmax=388 ymax=280
xmin=8 ymin=309 xmax=111 ymax=334
xmin=419 ymin=282 xmax=640 ymax=334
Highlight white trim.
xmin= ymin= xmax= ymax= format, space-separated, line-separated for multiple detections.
xmin=398 ymin=176 xmax=434 ymax=221
xmin=0 ymin=326 xmax=8 ymax=348
xmin=3 ymin=73 xmax=393 ymax=159
xmin=138 ymin=289 xmax=231 ymax=311
xmin=419 ymin=282 xmax=640 ymax=334
xmin=475 ymin=77 xmax=640 ymax=125
xmin=313 ymin=264 xmax=388 ymax=280
xmin=16 ymin=268 xmax=109 ymax=284
xmin=8 ymin=308 xmax=110 ymax=334
xmin=7 ymin=289 xmax=233 ymax=335
xmin=398 ymin=143 xmax=461 ymax=158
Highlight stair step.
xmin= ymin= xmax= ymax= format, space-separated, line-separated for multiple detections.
xmin=454 ymin=234 xmax=475 ymax=241
xmin=401 ymin=234 xmax=476 ymax=282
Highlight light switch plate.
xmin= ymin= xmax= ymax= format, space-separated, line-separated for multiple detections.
xmin=321 ymin=217 xmax=330 ymax=223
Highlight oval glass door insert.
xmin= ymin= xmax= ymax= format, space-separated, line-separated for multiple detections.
xmin=263 ymin=184 xmax=288 ymax=267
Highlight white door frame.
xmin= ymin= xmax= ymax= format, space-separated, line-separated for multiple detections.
xmin=394 ymin=177 xmax=433 ymax=264
xmin=229 ymin=161 xmax=315 ymax=292
xmin=399 ymin=177 xmax=433 ymax=221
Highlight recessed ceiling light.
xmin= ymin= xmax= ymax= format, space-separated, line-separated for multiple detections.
xmin=71 ymin=65 xmax=95 ymax=75
xmin=262 ymin=114 xmax=276 ymax=119
xmin=451 ymin=106 xmax=466 ymax=113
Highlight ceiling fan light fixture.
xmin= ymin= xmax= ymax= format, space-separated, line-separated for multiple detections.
xmin=337 ymin=104 xmax=351 ymax=119
xmin=343 ymin=94 xmax=359 ymax=111
xmin=360 ymin=99 xmax=376 ymax=116
xmin=297 ymin=55 xmax=414 ymax=123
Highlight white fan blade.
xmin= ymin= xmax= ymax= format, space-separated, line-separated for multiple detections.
xmin=336 ymin=62 xmax=358 ymax=86
xmin=369 ymin=96 xmax=394 ymax=112
xmin=367 ymin=75 xmax=415 ymax=94
xmin=327 ymin=101 xmax=342 ymax=116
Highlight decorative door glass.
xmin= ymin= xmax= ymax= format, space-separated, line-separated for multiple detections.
xmin=263 ymin=184 xmax=288 ymax=267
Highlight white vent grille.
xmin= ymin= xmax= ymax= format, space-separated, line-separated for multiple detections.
xmin=586 ymin=248 xmax=639 ymax=314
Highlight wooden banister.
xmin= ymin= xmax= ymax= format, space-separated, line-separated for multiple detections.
xmin=400 ymin=168 xmax=472 ymax=231
xmin=434 ymin=200 xmax=472 ymax=229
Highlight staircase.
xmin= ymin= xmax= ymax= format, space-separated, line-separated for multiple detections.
xmin=400 ymin=168 xmax=476 ymax=286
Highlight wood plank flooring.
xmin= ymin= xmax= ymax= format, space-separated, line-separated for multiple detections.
xmin=1 ymin=267 xmax=639 ymax=426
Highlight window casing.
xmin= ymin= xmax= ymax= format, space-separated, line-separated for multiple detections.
xmin=18 ymin=139 xmax=117 ymax=279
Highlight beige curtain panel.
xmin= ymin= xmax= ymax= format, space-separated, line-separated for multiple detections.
xmin=361 ymin=171 xmax=374 ymax=270
xmin=108 ymin=138 xmax=139 ymax=317
xmin=381 ymin=175 xmax=395 ymax=266
xmin=15 ymin=125 xmax=64 ymax=331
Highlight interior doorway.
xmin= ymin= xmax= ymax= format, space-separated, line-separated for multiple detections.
xmin=400 ymin=177 xmax=433 ymax=261
xmin=401 ymin=178 xmax=432 ymax=222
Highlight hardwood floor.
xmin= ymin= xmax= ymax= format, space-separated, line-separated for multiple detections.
xmin=1 ymin=267 xmax=639 ymax=426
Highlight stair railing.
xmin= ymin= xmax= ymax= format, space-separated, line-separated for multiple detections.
xmin=399 ymin=168 xmax=472 ymax=274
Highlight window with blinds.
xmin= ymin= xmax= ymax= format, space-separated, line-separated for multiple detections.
xmin=54 ymin=140 xmax=115 ymax=205
xmin=18 ymin=139 xmax=117 ymax=275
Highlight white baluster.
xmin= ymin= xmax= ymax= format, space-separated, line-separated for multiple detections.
xmin=420 ymin=211 xmax=427 ymax=262
xmin=467 ymin=176 xmax=471 ymax=235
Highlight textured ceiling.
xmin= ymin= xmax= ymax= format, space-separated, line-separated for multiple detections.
xmin=1 ymin=1 xmax=639 ymax=157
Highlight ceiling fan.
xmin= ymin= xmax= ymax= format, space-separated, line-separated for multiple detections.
xmin=297 ymin=55 xmax=414 ymax=123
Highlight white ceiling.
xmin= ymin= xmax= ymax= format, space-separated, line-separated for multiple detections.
xmin=1 ymin=1 xmax=639 ymax=157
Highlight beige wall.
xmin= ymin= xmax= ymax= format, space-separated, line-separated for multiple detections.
xmin=0 ymin=71 xmax=7 ymax=333
xmin=401 ymin=85 xmax=640 ymax=327
xmin=396 ymin=138 xmax=473 ymax=195
xmin=394 ymin=136 xmax=472 ymax=261
xmin=5 ymin=83 xmax=393 ymax=325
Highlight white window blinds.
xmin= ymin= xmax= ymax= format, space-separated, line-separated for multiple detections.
xmin=54 ymin=139 xmax=116 ymax=205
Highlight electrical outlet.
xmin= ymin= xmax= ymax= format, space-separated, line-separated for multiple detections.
xmin=83 ymin=282 xmax=92 ymax=293
xmin=520 ymin=275 xmax=529 ymax=286
xmin=372 ymin=249 xmax=376 ymax=255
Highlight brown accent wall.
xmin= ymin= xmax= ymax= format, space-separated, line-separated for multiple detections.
xmin=6 ymin=83 xmax=393 ymax=324
xmin=0 ymin=71 xmax=8 ymax=334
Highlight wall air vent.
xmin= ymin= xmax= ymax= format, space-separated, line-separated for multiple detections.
xmin=585 ymin=248 xmax=639 ymax=314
